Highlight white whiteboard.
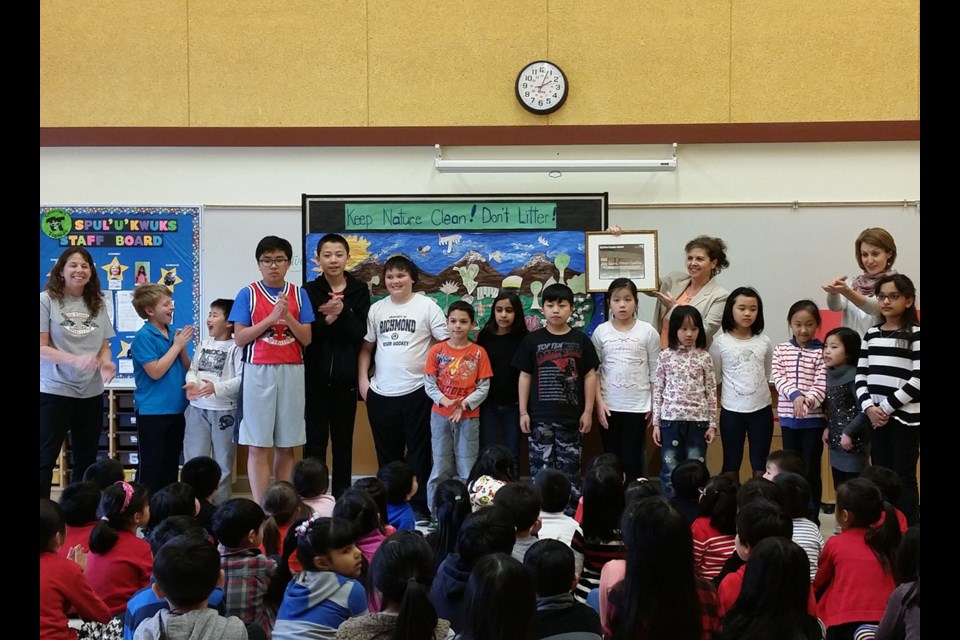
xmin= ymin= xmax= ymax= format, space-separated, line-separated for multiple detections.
xmin=200 ymin=203 xmax=920 ymax=346
xmin=200 ymin=206 xmax=302 ymax=317
xmin=610 ymin=205 xmax=920 ymax=344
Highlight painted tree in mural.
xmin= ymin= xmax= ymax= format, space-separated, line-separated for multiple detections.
xmin=554 ymin=253 xmax=570 ymax=284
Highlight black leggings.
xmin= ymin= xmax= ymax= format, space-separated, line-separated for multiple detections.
xmin=869 ymin=420 xmax=920 ymax=524
xmin=719 ymin=406 xmax=773 ymax=474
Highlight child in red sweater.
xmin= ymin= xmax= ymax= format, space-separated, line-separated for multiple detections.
xmin=813 ymin=478 xmax=901 ymax=639
xmin=691 ymin=476 xmax=738 ymax=581
xmin=57 ymin=481 xmax=101 ymax=556
xmin=717 ymin=498 xmax=794 ymax=616
xmin=85 ymin=481 xmax=153 ymax=615
xmin=40 ymin=499 xmax=111 ymax=640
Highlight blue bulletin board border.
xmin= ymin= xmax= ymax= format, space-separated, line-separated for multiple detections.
xmin=40 ymin=206 xmax=201 ymax=380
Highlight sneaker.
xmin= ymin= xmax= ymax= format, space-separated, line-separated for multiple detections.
xmin=415 ymin=512 xmax=432 ymax=527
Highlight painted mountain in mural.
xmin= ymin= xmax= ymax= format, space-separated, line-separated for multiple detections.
xmin=506 ymin=252 xmax=581 ymax=295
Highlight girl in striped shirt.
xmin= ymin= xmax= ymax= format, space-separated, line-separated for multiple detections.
xmin=855 ymin=274 xmax=920 ymax=524
xmin=691 ymin=475 xmax=737 ymax=580
xmin=772 ymin=299 xmax=828 ymax=518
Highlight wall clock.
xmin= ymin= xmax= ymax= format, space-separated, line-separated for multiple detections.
xmin=516 ymin=60 xmax=568 ymax=115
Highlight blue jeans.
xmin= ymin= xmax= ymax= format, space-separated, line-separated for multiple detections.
xmin=428 ymin=412 xmax=480 ymax=515
xmin=479 ymin=402 xmax=521 ymax=476
xmin=659 ymin=420 xmax=708 ymax=498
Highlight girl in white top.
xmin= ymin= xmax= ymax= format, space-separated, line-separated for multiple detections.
xmin=592 ymin=277 xmax=661 ymax=481
xmin=709 ymin=287 xmax=773 ymax=482
xmin=822 ymin=227 xmax=898 ymax=336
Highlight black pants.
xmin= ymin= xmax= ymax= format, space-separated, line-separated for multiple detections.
xmin=831 ymin=467 xmax=859 ymax=490
xmin=40 ymin=392 xmax=104 ymax=499
xmin=825 ymin=621 xmax=872 ymax=640
xmin=600 ymin=410 xmax=647 ymax=480
xmin=365 ymin=387 xmax=432 ymax=515
xmin=719 ymin=406 xmax=773 ymax=473
xmin=781 ymin=426 xmax=825 ymax=518
xmin=136 ymin=413 xmax=185 ymax=495
xmin=305 ymin=384 xmax=358 ymax=498
xmin=869 ymin=420 xmax=920 ymax=524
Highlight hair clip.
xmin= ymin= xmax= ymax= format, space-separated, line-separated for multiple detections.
xmin=295 ymin=515 xmax=320 ymax=539
xmin=454 ymin=495 xmax=462 ymax=501
xmin=114 ymin=480 xmax=134 ymax=513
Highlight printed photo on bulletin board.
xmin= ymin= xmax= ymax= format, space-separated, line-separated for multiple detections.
xmin=39 ymin=206 xmax=201 ymax=379
xmin=303 ymin=194 xmax=608 ymax=334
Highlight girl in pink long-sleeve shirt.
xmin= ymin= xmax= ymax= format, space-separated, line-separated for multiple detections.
xmin=652 ymin=306 xmax=718 ymax=497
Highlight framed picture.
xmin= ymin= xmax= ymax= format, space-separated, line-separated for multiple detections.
xmin=585 ymin=230 xmax=659 ymax=292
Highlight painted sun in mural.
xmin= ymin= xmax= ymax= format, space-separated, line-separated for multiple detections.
xmin=311 ymin=234 xmax=372 ymax=274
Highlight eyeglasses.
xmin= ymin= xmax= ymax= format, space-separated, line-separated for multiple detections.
xmin=258 ymin=258 xmax=290 ymax=267
xmin=876 ymin=293 xmax=902 ymax=302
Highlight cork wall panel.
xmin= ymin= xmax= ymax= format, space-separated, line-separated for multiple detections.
xmin=40 ymin=0 xmax=189 ymax=127
xmin=548 ymin=0 xmax=731 ymax=125
xmin=731 ymin=0 xmax=920 ymax=122
xmin=367 ymin=1 xmax=549 ymax=126
xmin=40 ymin=1 xmax=920 ymax=129
xmin=188 ymin=0 xmax=368 ymax=126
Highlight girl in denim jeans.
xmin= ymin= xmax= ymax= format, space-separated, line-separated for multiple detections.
xmin=652 ymin=306 xmax=718 ymax=497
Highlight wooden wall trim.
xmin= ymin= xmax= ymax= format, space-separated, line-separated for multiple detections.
xmin=40 ymin=121 xmax=919 ymax=147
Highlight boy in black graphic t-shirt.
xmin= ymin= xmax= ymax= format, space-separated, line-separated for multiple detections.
xmin=513 ymin=284 xmax=599 ymax=513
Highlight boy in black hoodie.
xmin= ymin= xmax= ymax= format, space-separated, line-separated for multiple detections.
xmin=430 ymin=504 xmax=516 ymax=633
xmin=525 ymin=539 xmax=602 ymax=640
xmin=303 ymin=233 xmax=371 ymax=497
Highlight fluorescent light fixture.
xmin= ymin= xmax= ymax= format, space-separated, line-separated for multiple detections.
xmin=434 ymin=144 xmax=677 ymax=173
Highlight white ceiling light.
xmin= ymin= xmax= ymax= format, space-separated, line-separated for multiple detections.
xmin=434 ymin=144 xmax=677 ymax=174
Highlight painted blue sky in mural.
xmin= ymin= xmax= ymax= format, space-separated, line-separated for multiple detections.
xmin=308 ymin=231 xmax=585 ymax=275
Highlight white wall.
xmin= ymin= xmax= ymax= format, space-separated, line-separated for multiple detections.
xmin=40 ymin=142 xmax=919 ymax=206
xmin=40 ymin=141 xmax=920 ymax=342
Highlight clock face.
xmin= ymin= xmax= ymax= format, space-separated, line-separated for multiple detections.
xmin=516 ymin=60 xmax=568 ymax=115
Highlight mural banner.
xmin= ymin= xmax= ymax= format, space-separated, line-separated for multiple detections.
xmin=303 ymin=194 xmax=607 ymax=334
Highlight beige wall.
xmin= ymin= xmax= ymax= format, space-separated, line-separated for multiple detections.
xmin=40 ymin=0 xmax=919 ymax=127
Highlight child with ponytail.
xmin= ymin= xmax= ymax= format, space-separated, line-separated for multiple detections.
xmin=270 ymin=516 xmax=367 ymax=639
xmin=813 ymin=478 xmax=901 ymax=639
xmin=336 ymin=531 xmax=451 ymax=640
xmin=85 ymin=481 xmax=153 ymax=615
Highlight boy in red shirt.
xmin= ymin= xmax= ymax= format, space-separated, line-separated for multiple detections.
xmin=424 ymin=300 xmax=493 ymax=516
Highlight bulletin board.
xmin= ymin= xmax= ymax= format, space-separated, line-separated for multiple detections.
xmin=39 ymin=206 xmax=201 ymax=379
xmin=303 ymin=194 xmax=608 ymax=333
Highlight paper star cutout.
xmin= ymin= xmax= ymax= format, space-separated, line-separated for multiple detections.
xmin=101 ymin=257 xmax=129 ymax=281
xmin=157 ymin=267 xmax=182 ymax=292
xmin=118 ymin=340 xmax=132 ymax=358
